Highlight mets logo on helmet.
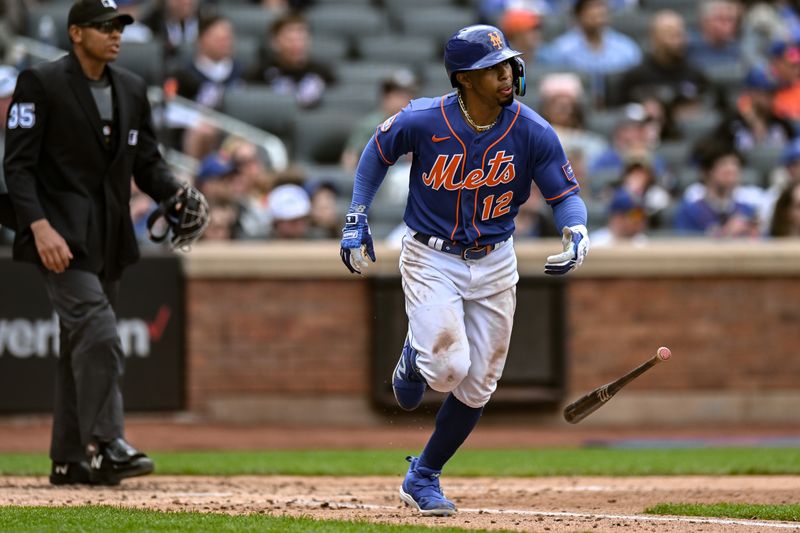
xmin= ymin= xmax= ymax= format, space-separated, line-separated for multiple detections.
xmin=101 ymin=0 xmax=118 ymax=7
xmin=488 ymin=31 xmax=503 ymax=49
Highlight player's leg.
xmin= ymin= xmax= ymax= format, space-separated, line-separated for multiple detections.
xmin=49 ymin=318 xmax=91 ymax=485
xmin=401 ymin=242 xmax=518 ymax=515
xmin=453 ymin=285 xmax=517 ymax=409
xmin=42 ymin=270 xmax=153 ymax=485
xmin=394 ymin=233 xmax=472 ymax=410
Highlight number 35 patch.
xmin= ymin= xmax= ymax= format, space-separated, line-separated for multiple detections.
xmin=7 ymin=103 xmax=36 ymax=129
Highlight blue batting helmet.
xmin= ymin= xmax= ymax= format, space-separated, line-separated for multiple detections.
xmin=444 ymin=24 xmax=526 ymax=96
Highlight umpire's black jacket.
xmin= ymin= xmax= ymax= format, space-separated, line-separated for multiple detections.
xmin=1 ymin=52 xmax=180 ymax=280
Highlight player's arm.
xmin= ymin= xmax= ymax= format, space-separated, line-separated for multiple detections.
xmin=131 ymin=80 xmax=182 ymax=202
xmin=339 ymin=135 xmax=392 ymax=274
xmin=530 ymin=126 xmax=590 ymax=276
xmin=340 ymin=110 xmax=411 ymax=274
xmin=3 ymin=70 xmax=73 ymax=273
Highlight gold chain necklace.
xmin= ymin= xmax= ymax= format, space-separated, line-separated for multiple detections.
xmin=457 ymin=91 xmax=496 ymax=132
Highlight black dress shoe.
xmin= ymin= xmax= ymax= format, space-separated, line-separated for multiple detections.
xmin=49 ymin=461 xmax=92 ymax=485
xmin=87 ymin=438 xmax=155 ymax=486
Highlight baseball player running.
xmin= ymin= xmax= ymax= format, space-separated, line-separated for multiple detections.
xmin=339 ymin=25 xmax=590 ymax=516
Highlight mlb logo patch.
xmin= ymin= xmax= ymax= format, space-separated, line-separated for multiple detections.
xmin=101 ymin=0 xmax=118 ymax=8
xmin=562 ymin=161 xmax=576 ymax=182
xmin=127 ymin=129 xmax=138 ymax=146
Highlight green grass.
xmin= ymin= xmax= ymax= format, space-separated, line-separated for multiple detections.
xmin=0 ymin=506 xmax=508 ymax=533
xmin=647 ymin=502 xmax=800 ymax=522
xmin=1 ymin=448 xmax=799 ymax=476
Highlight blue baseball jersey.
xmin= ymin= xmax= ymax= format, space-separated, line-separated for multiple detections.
xmin=369 ymin=92 xmax=580 ymax=245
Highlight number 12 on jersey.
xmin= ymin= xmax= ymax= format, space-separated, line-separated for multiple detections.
xmin=481 ymin=191 xmax=513 ymax=220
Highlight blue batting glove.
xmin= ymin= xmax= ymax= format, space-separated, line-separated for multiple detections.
xmin=544 ymin=224 xmax=589 ymax=275
xmin=339 ymin=211 xmax=376 ymax=274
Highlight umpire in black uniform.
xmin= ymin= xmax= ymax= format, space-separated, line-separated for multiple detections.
xmin=3 ymin=0 xmax=190 ymax=486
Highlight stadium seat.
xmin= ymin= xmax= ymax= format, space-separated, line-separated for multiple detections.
xmin=216 ymin=5 xmax=276 ymax=41
xmin=234 ymin=36 xmax=261 ymax=73
xmin=310 ymin=36 xmax=350 ymax=65
xmin=655 ymin=140 xmax=692 ymax=170
xmin=306 ymin=5 xmax=387 ymax=39
xmin=115 ymin=40 xmax=166 ymax=86
xmin=383 ymin=0 xmax=459 ymax=23
xmin=740 ymin=166 xmax=764 ymax=187
xmin=292 ymin=109 xmax=362 ymax=164
xmin=676 ymin=110 xmax=722 ymax=142
xmin=742 ymin=145 xmax=783 ymax=177
xmin=321 ymin=85 xmax=381 ymax=112
xmin=609 ymin=10 xmax=651 ymax=42
xmin=336 ymin=61 xmax=410 ymax=88
xmin=221 ymin=86 xmax=297 ymax=139
xmin=27 ymin=4 xmax=71 ymax=50
xmin=395 ymin=7 xmax=475 ymax=43
xmin=586 ymin=108 xmax=627 ymax=137
xmin=357 ymin=35 xmax=439 ymax=69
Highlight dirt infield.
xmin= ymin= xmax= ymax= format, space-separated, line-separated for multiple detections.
xmin=2 ymin=475 xmax=800 ymax=532
xmin=2 ymin=418 xmax=800 ymax=532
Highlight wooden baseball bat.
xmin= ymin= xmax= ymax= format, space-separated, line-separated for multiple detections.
xmin=563 ymin=346 xmax=671 ymax=424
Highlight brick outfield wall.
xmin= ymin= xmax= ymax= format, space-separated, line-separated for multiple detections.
xmin=186 ymin=275 xmax=800 ymax=425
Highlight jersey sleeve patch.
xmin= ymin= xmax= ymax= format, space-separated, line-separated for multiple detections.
xmin=562 ymin=161 xmax=576 ymax=182
xmin=380 ymin=113 xmax=398 ymax=132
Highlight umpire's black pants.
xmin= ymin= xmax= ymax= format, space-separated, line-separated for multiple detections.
xmin=42 ymin=270 xmax=125 ymax=463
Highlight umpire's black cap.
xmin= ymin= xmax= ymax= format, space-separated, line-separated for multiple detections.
xmin=68 ymin=0 xmax=134 ymax=27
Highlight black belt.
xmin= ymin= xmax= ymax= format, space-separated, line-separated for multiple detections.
xmin=413 ymin=232 xmax=504 ymax=260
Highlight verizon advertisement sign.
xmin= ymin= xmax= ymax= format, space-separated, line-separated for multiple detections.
xmin=0 ymin=253 xmax=184 ymax=412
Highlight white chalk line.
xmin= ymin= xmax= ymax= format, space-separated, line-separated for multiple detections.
xmin=282 ymin=498 xmax=800 ymax=530
xmin=459 ymin=507 xmax=800 ymax=530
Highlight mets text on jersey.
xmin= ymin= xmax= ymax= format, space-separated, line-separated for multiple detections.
xmin=422 ymin=151 xmax=515 ymax=191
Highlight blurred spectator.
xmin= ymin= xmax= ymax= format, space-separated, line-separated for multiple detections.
xmin=686 ymin=0 xmax=743 ymax=71
xmin=741 ymin=0 xmax=800 ymax=65
xmin=222 ymin=137 xmax=275 ymax=239
xmin=590 ymin=187 xmax=649 ymax=246
xmin=169 ymin=14 xmax=244 ymax=158
xmin=765 ymin=40 xmax=800 ymax=120
xmin=513 ymin=185 xmax=559 ymax=238
xmin=614 ymin=10 xmax=715 ymax=118
xmin=246 ymin=11 xmax=335 ymax=109
xmin=761 ymin=137 xmax=800 ymax=231
xmin=538 ymin=0 xmax=642 ymax=75
xmin=340 ymin=69 xmax=418 ymax=172
xmin=203 ymin=198 xmax=239 ymax=241
xmin=499 ymin=7 xmax=544 ymax=65
xmin=118 ymin=0 xmax=154 ymax=43
xmin=673 ymin=145 xmax=761 ymax=237
xmin=478 ymin=0 xmax=558 ymax=25
xmin=267 ymin=183 xmax=312 ymax=239
xmin=305 ymin=180 xmax=341 ymax=239
xmin=195 ymin=151 xmax=238 ymax=203
xmin=588 ymin=103 xmax=669 ymax=181
xmin=538 ymin=73 xmax=608 ymax=167
xmin=638 ymin=95 xmax=682 ymax=142
xmin=710 ymin=66 xmax=795 ymax=152
xmin=143 ymin=0 xmax=203 ymax=65
xmin=768 ymin=181 xmax=800 ymax=236
xmin=618 ymin=159 xmax=672 ymax=227
xmin=171 ymin=15 xmax=243 ymax=110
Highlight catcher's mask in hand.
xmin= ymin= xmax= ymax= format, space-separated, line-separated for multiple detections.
xmin=146 ymin=185 xmax=210 ymax=251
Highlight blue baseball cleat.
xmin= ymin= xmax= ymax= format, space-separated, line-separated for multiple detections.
xmin=399 ymin=456 xmax=456 ymax=516
xmin=392 ymin=336 xmax=426 ymax=410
